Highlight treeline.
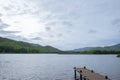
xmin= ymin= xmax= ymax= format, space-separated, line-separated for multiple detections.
xmin=80 ymin=50 xmax=120 ymax=54
xmin=0 ymin=44 xmax=60 ymax=53
xmin=0 ymin=45 xmax=44 ymax=53
xmin=63 ymin=50 xmax=120 ymax=54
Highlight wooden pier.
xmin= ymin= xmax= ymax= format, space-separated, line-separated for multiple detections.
xmin=74 ymin=67 xmax=110 ymax=80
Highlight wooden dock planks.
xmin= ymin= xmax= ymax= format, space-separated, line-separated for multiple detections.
xmin=74 ymin=67 xmax=110 ymax=80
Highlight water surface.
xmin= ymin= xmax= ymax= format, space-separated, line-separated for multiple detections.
xmin=0 ymin=54 xmax=120 ymax=80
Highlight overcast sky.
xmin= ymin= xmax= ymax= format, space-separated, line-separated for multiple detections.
xmin=0 ymin=0 xmax=120 ymax=50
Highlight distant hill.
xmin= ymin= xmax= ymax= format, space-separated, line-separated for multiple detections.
xmin=73 ymin=44 xmax=120 ymax=52
xmin=0 ymin=37 xmax=61 ymax=53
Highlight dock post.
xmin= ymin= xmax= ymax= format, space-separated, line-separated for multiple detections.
xmin=80 ymin=74 xmax=82 ymax=80
xmin=74 ymin=67 xmax=77 ymax=79
xmin=105 ymin=76 xmax=108 ymax=79
xmin=84 ymin=66 xmax=86 ymax=69
xmin=83 ymin=76 xmax=86 ymax=80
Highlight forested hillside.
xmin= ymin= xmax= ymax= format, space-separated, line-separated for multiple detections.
xmin=0 ymin=37 xmax=60 ymax=53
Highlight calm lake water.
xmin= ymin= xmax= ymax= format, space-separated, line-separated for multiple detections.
xmin=0 ymin=54 xmax=120 ymax=80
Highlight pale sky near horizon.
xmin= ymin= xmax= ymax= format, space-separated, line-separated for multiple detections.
xmin=0 ymin=0 xmax=120 ymax=50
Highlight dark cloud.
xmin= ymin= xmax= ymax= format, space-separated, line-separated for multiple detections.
xmin=88 ymin=29 xmax=97 ymax=34
xmin=62 ymin=21 xmax=73 ymax=26
xmin=45 ymin=27 xmax=51 ymax=31
xmin=31 ymin=37 xmax=42 ymax=40
xmin=0 ymin=19 xmax=19 ymax=37
xmin=0 ymin=30 xmax=20 ymax=34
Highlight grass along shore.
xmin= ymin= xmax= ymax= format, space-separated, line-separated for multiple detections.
xmin=117 ymin=54 xmax=120 ymax=57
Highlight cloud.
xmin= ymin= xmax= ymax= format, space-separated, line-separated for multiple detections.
xmin=112 ymin=18 xmax=120 ymax=27
xmin=0 ymin=19 xmax=9 ymax=29
xmin=31 ymin=37 xmax=42 ymax=40
xmin=0 ymin=18 xmax=20 ymax=36
xmin=88 ymin=29 xmax=97 ymax=34
xmin=112 ymin=18 xmax=120 ymax=33
xmin=0 ymin=18 xmax=20 ymax=39
xmin=45 ymin=27 xmax=51 ymax=31
xmin=0 ymin=30 xmax=20 ymax=34
xmin=3 ymin=6 xmax=12 ymax=11
xmin=49 ymin=35 xmax=54 ymax=38
xmin=57 ymin=33 xmax=63 ymax=37
xmin=0 ymin=13 xmax=2 ymax=17
xmin=62 ymin=21 xmax=73 ymax=27
xmin=0 ymin=0 xmax=40 ymax=16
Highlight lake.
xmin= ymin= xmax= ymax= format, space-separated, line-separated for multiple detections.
xmin=0 ymin=54 xmax=120 ymax=80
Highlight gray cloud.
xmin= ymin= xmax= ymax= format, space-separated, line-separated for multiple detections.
xmin=112 ymin=19 xmax=120 ymax=33
xmin=0 ymin=0 xmax=40 ymax=16
xmin=4 ymin=6 xmax=12 ymax=11
xmin=0 ymin=19 xmax=20 ymax=39
xmin=0 ymin=19 xmax=20 ymax=34
xmin=88 ymin=29 xmax=97 ymax=34
xmin=0 ymin=19 xmax=10 ymax=29
xmin=62 ymin=21 xmax=73 ymax=27
xmin=49 ymin=35 xmax=54 ymax=38
xmin=0 ymin=13 xmax=2 ymax=17
xmin=31 ymin=37 xmax=42 ymax=40
xmin=57 ymin=33 xmax=63 ymax=37
xmin=0 ymin=30 xmax=20 ymax=34
xmin=45 ymin=27 xmax=51 ymax=31
xmin=112 ymin=18 xmax=120 ymax=27
xmin=46 ymin=21 xmax=58 ymax=26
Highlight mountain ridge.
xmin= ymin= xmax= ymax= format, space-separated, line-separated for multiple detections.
xmin=73 ymin=44 xmax=120 ymax=52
